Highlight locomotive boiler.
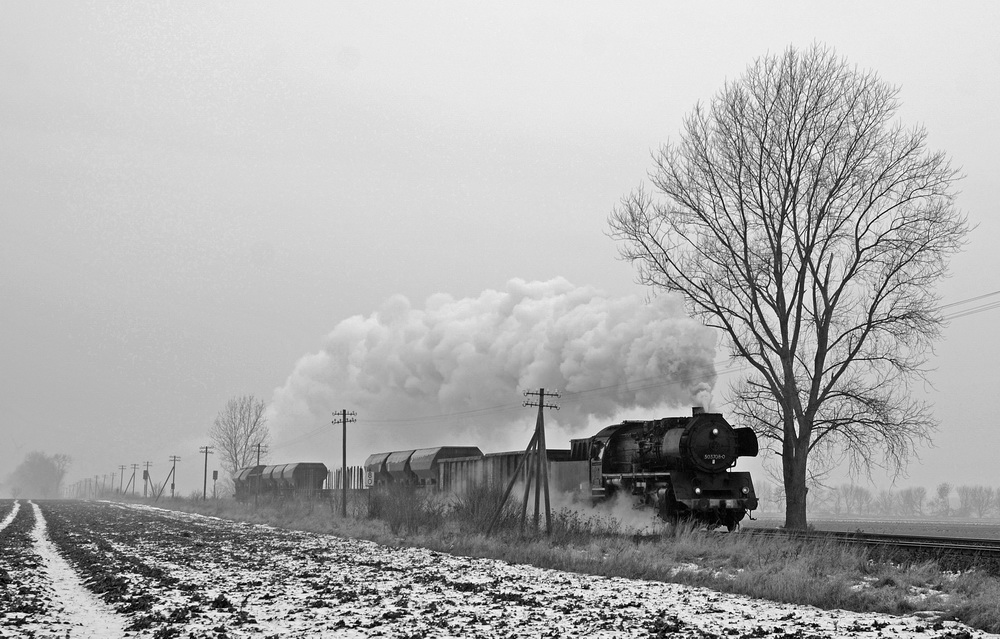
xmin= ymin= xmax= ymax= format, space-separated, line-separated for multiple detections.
xmin=570 ymin=408 xmax=759 ymax=530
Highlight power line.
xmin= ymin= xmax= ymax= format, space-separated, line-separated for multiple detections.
xmin=938 ymin=289 xmax=1000 ymax=310
xmin=943 ymin=300 xmax=1000 ymax=321
xmin=270 ymin=424 xmax=328 ymax=451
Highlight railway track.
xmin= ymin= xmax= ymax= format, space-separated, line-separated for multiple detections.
xmin=745 ymin=528 xmax=1000 ymax=573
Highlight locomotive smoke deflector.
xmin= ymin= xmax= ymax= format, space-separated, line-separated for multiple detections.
xmin=735 ymin=427 xmax=759 ymax=458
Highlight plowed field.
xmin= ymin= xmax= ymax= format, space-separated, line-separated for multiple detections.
xmin=0 ymin=500 xmax=994 ymax=638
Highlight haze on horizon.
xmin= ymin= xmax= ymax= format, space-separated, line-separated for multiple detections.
xmin=2 ymin=2 xmax=999 ymax=497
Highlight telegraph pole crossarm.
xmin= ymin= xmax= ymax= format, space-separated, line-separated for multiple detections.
xmin=332 ymin=410 xmax=357 ymax=518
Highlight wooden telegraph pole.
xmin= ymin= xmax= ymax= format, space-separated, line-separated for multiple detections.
xmin=332 ymin=410 xmax=357 ymax=518
xmin=127 ymin=464 xmax=139 ymax=496
xmin=486 ymin=388 xmax=559 ymax=536
xmin=142 ymin=461 xmax=153 ymax=498
xmin=157 ymin=455 xmax=181 ymax=501
xmin=200 ymin=446 xmax=213 ymax=500
xmin=254 ymin=443 xmax=267 ymax=509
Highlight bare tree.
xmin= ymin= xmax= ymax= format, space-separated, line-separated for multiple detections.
xmin=5 ymin=452 xmax=71 ymax=498
xmin=838 ymin=484 xmax=873 ymax=516
xmin=977 ymin=487 xmax=996 ymax=518
xmin=956 ymin=485 xmax=994 ymax=518
xmin=609 ymin=44 xmax=968 ymax=529
xmin=874 ymin=489 xmax=897 ymax=517
xmin=210 ymin=394 xmax=271 ymax=479
xmin=898 ymin=486 xmax=926 ymax=516
xmin=929 ymin=482 xmax=952 ymax=517
xmin=955 ymin=485 xmax=973 ymax=518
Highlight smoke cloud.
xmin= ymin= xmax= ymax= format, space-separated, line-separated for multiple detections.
xmin=268 ymin=278 xmax=716 ymax=461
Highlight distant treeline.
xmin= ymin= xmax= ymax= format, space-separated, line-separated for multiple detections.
xmin=3 ymin=451 xmax=72 ymax=499
xmin=755 ymin=481 xmax=1000 ymax=519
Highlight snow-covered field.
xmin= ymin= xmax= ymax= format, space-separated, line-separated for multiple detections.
xmin=0 ymin=499 xmax=995 ymax=638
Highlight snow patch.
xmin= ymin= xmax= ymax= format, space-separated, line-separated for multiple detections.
xmin=28 ymin=501 xmax=126 ymax=638
xmin=0 ymin=500 xmax=19 ymax=532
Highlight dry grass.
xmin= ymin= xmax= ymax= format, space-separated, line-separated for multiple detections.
xmin=146 ymin=491 xmax=1000 ymax=634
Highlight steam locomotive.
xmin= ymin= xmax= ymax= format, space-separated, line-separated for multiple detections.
xmin=569 ymin=408 xmax=759 ymax=530
xmin=365 ymin=408 xmax=759 ymax=530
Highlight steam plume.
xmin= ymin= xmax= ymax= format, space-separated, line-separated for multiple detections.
xmin=268 ymin=278 xmax=716 ymax=460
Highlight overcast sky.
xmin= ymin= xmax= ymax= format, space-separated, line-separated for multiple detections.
xmin=3 ymin=2 xmax=999 ymax=497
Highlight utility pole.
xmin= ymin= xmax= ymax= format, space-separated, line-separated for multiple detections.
xmin=119 ymin=465 xmax=126 ymax=493
xmin=142 ymin=461 xmax=152 ymax=498
xmin=200 ymin=446 xmax=213 ymax=500
xmin=253 ymin=443 xmax=267 ymax=509
xmin=128 ymin=464 xmax=139 ymax=496
xmin=165 ymin=455 xmax=181 ymax=500
xmin=487 ymin=388 xmax=559 ymax=536
xmin=332 ymin=409 xmax=357 ymax=518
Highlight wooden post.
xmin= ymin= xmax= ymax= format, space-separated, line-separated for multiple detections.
xmin=332 ymin=410 xmax=357 ymax=517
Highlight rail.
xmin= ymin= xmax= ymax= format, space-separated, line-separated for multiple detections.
xmin=744 ymin=528 xmax=1000 ymax=574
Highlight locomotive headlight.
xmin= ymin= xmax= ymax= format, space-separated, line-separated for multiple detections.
xmin=711 ymin=428 xmax=719 ymax=437
xmin=741 ymin=487 xmax=749 ymax=495
xmin=694 ymin=487 xmax=702 ymax=495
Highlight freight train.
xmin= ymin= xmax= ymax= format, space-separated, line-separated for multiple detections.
xmin=365 ymin=408 xmax=759 ymax=530
xmin=233 ymin=462 xmax=328 ymax=501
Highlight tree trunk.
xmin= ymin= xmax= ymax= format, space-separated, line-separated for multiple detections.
xmin=783 ymin=437 xmax=809 ymax=529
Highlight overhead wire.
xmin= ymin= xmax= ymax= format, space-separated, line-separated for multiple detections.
xmin=941 ymin=293 xmax=1000 ymax=320
xmin=938 ymin=289 xmax=1000 ymax=310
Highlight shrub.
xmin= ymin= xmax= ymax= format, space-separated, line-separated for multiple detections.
xmin=449 ymin=481 xmax=522 ymax=533
xmin=368 ymin=484 xmax=446 ymax=535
